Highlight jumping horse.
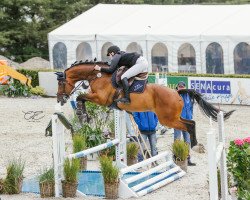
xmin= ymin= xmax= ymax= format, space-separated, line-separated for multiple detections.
xmin=56 ymin=61 xmax=234 ymax=147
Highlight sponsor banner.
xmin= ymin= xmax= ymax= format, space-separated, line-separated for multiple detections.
xmin=189 ymin=77 xmax=250 ymax=105
xmin=148 ymin=75 xmax=188 ymax=89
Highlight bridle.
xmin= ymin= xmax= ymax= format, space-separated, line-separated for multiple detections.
xmin=56 ymin=68 xmax=102 ymax=103
xmin=56 ymin=73 xmax=74 ymax=102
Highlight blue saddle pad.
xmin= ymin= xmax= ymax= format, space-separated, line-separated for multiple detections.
xmin=111 ymin=71 xmax=147 ymax=94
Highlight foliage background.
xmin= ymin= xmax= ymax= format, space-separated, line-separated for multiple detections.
xmin=1 ymin=0 xmax=250 ymax=63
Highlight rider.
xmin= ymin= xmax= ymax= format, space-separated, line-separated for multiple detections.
xmin=94 ymin=45 xmax=148 ymax=104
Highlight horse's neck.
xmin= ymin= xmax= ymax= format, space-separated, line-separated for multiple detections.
xmin=70 ymin=64 xmax=111 ymax=84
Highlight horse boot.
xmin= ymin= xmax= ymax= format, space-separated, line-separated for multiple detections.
xmin=115 ymin=77 xmax=131 ymax=104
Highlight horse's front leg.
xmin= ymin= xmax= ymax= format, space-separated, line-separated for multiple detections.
xmin=77 ymin=92 xmax=106 ymax=106
xmin=75 ymin=98 xmax=90 ymax=124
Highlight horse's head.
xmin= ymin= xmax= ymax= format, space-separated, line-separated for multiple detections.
xmin=55 ymin=62 xmax=102 ymax=105
xmin=55 ymin=71 xmax=75 ymax=106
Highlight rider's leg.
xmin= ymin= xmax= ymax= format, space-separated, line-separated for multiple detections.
xmin=116 ymin=57 xmax=148 ymax=104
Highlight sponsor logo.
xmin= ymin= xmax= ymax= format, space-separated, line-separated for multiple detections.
xmin=134 ymin=84 xmax=143 ymax=91
xmin=190 ymin=80 xmax=231 ymax=94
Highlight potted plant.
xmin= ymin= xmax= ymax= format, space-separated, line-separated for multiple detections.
xmin=172 ymin=139 xmax=189 ymax=172
xmin=227 ymin=137 xmax=250 ymax=199
xmin=3 ymin=158 xmax=25 ymax=194
xmin=62 ymin=158 xmax=80 ymax=198
xmin=127 ymin=142 xmax=139 ymax=166
xmin=100 ymin=156 xmax=119 ymax=199
xmin=73 ymin=134 xmax=87 ymax=170
xmin=38 ymin=167 xmax=55 ymax=198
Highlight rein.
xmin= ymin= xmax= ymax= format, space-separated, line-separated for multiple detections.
xmin=60 ymin=67 xmax=102 ymax=98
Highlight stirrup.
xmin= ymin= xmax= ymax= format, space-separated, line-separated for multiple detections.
xmin=115 ymin=97 xmax=131 ymax=104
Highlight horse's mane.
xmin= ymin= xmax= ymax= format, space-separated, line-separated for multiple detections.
xmin=65 ymin=59 xmax=109 ymax=72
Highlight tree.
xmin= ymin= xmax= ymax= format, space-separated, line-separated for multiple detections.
xmin=0 ymin=0 xmax=249 ymax=62
xmin=0 ymin=0 xmax=90 ymax=62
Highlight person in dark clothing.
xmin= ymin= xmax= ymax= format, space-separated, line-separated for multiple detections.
xmin=174 ymin=81 xmax=196 ymax=166
xmin=94 ymin=45 xmax=148 ymax=104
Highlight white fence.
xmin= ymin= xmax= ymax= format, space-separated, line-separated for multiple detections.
xmin=207 ymin=111 xmax=229 ymax=200
xmin=51 ymin=105 xmax=185 ymax=198
xmin=52 ymin=106 xmax=127 ymax=197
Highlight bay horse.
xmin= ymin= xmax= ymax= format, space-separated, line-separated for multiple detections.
xmin=56 ymin=61 xmax=234 ymax=148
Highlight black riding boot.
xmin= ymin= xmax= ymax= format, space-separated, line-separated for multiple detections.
xmin=115 ymin=78 xmax=131 ymax=104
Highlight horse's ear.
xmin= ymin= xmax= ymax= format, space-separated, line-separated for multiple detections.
xmin=55 ymin=72 xmax=65 ymax=80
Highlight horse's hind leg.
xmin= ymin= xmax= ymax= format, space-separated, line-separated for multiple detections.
xmin=180 ymin=118 xmax=197 ymax=148
xmin=160 ymin=117 xmax=197 ymax=148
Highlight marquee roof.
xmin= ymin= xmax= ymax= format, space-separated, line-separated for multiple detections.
xmin=48 ymin=4 xmax=250 ymax=41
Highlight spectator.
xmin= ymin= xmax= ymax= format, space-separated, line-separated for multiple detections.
xmin=133 ymin=111 xmax=158 ymax=160
xmin=174 ymin=81 xmax=196 ymax=166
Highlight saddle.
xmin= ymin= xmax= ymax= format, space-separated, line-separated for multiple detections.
xmin=111 ymin=66 xmax=148 ymax=94
xmin=109 ymin=66 xmax=148 ymax=110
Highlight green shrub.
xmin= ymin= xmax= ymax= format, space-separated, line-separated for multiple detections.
xmin=39 ymin=168 xmax=54 ymax=183
xmin=30 ymin=86 xmax=46 ymax=96
xmin=99 ymin=146 xmax=116 ymax=159
xmin=2 ymin=80 xmax=31 ymax=97
xmin=17 ymin=69 xmax=40 ymax=87
xmin=73 ymin=134 xmax=86 ymax=153
xmin=3 ymin=158 xmax=25 ymax=194
xmin=100 ymin=156 xmax=119 ymax=184
xmin=172 ymin=140 xmax=189 ymax=161
xmin=127 ymin=142 xmax=139 ymax=159
xmin=63 ymin=158 xmax=80 ymax=183
xmin=76 ymin=124 xmax=105 ymax=148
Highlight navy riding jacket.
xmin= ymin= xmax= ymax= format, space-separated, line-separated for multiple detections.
xmin=100 ymin=51 xmax=140 ymax=74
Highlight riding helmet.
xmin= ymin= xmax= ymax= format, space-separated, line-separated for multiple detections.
xmin=107 ymin=45 xmax=120 ymax=56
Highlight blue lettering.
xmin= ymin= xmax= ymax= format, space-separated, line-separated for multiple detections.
xmin=200 ymin=81 xmax=206 ymax=93
xmin=190 ymin=80 xmax=231 ymax=94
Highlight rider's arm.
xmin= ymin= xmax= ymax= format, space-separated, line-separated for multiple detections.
xmin=100 ymin=54 xmax=121 ymax=73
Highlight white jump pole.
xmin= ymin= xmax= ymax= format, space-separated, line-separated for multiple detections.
xmin=218 ymin=112 xmax=228 ymax=200
xmin=207 ymin=128 xmax=218 ymax=200
xmin=207 ymin=111 xmax=229 ymax=200
xmin=67 ymin=139 xmax=120 ymax=159
xmin=52 ymin=104 xmax=65 ymax=197
xmin=114 ymin=110 xmax=127 ymax=168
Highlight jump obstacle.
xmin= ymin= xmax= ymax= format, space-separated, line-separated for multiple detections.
xmin=52 ymin=104 xmax=186 ymax=198
xmin=207 ymin=111 xmax=229 ymax=200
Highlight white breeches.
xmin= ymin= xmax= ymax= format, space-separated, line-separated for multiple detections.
xmin=121 ymin=56 xmax=148 ymax=79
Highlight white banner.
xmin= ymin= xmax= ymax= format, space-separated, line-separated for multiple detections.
xmin=188 ymin=77 xmax=250 ymax=105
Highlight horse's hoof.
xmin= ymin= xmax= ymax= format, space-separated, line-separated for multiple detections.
xmin=192 ymin=143 xmax=205 ymax=153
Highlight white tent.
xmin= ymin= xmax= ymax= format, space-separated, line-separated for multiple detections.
xmin=48 ymin=4 xmax=250 ymax=74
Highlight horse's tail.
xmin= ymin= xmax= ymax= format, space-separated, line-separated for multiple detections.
xmin=178 ymin=89 xmax=235 ymax=121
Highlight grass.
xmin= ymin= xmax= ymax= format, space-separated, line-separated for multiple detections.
xmin=100 ymin=156 xmax=119 ymax=184
xmin=172 ymin=139 xmax=189 ymax=161
xmin=73 ymin=134 xmax=86 ymax=153
xmin=127 ymin=142 xmax=139 ymax=159
xmin=63 ymin=158 xmax=80 ymax=183
xmin=3 ymin=158 xmax=25 ymax=194
xmin=39 ymin=167 xmax=54 ymax=183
